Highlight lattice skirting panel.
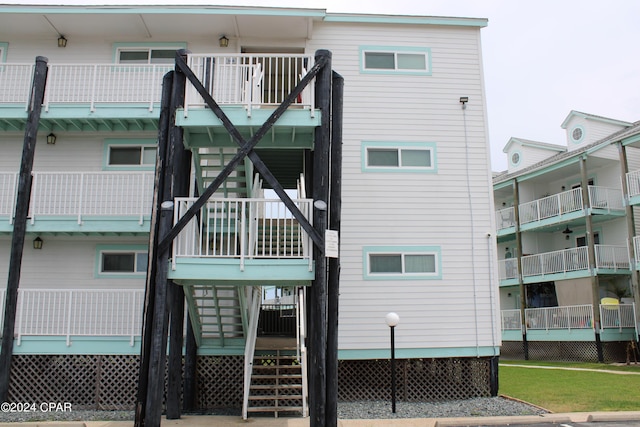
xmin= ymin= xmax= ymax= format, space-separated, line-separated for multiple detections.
xmin=337 ymin=358 xmax=492 ymax=402
xmin=9 ymin=355 xmax=493 ymax=409
xmin=501 ymin=341 xmax=634 ymax=363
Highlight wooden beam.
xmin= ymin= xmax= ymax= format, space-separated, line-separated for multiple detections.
xmin=326 ymin=71 xmax=343 ymax=427
xmin=0 ymin=56 xmax=48 ymax=402
xmin=308 ymin=49 xmax=332 ymax=427
xmin=134 ymin=71 xmax=174 ymax=427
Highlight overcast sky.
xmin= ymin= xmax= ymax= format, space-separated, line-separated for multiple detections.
xmin=5 ymin=0 xmax=639 ymax=171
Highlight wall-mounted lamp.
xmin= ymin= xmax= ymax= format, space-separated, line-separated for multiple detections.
xmin=562 ymin=225 xmax=573 ymax=240
xmin=219 ymin=35 xmax=229 ymax=48
xmin=46 ymin=133 xmax=57 ymax=145
xmin=57 ymin=35 xmax=67 ymax=48
xmin=459 ymin=96 xmax=469 ymax=104
xmin=33 ymin=236 xmax=43 ymax=250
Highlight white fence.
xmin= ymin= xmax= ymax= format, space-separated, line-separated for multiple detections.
xmin=0 ymin=289 xmax=144 ymax=346
xmin=0 ymin=172 xmax=154 ymax=224
xmin=495 ymin=207 xmax=515 ymax=231
xmin=501 ymin=309 xmax=522 ymax=331
xmin=525 ymin=304 xmax=593 ymax=330
xmin=626 ymin=170 xmax=640 ymax=199
xmin=588 ymin=186 xmax=624 ymax=211
xmin=185 ymin=54 xmax=315 ymax=116
xmin=173 ymin=197 xmax=313 ymax=270
xmin=498 ymin=258 xmax=519 ymax=281
xmin=0 ymin=63 xmax=172 ymax=111
xmin=600 ymin=303 xmax=637 ymax=331
xmin=521 ymin=247 xmax=589 ymax=277
xmin=519 ymin=188 xmax=583 ymax=225
xmin=595 ymin=245 xmax=630 ymax=270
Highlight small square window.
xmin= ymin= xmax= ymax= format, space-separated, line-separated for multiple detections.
xmin=364 ymin=52 xmax=395 ymax=70
xmin=363 ymin=143 xmax=435 ymax=172
xmin=101 ymin=251 xmax=147 ymax=274
xmin=368 ymin=149 xmax=399 ymax=167
xmin=370 ymin=254 xmax=402 ymax=273
xmin=364 ymin=247 xmax=440 ymax=280
xmin=361 ymin=47 xmax=431 ymax=75
xmin=108 ymin=145 xmax=157 ymax=166
xmin=118 ymin=48 xmax=176 ymax=65
xmin=401 ymin=149 xmax=431 ymax=167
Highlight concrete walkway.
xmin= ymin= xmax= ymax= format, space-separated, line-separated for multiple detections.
xmin=4 ymin=412 xmax=640 ymax=427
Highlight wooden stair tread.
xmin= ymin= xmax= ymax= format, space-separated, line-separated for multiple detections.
xmin=250 ymin=384 xmax=302 ymax=390
xmin=246 ymin=406 xmax=303 ymax=413
xmin=248 ymin=395 xmax=303 ymax=401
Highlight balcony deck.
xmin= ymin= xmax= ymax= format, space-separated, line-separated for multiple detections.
xmin=0 ymin=54 xmax=320 ymax=139
xmin=496 ymin=186 xmax=625 ymax=238
xmin=501 ymin=303 xmax=637 ymax=342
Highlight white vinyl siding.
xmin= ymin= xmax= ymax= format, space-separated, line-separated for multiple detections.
xmin=362 ymin=142 xmax=436 ymax=172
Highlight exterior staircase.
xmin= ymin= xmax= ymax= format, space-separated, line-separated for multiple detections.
xmin=246 ymin=337 xmax=305 ymax=417
xmin=194 ymin=147 xmax=253 ymax=198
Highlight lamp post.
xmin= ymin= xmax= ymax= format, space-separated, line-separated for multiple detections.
xmin=385 ymin=312 xmax=400 ymax=413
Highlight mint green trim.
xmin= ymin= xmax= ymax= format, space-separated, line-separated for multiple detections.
xmin=561 ymin=110 xmax=632 ymax=129
xmin=338 ymin=346 xmax=499 ymax=360
xmin=362 ymin=245 xmax=441 ymax=280
xmin=13 ymin=336 xmax=141 ymax=355
xmin=510 ymin=150 xmax=522 ymax=167
xmin=522 ymin=270 xmax=591 ymax=284
xmin=0 ymin=6 xmax=326 ymax=17
xmin=176 ymin=106 xmax=321 ymax=128
xmin=526 ymin=329 xmax=595 ymax=342
xmin=326 ymin=14 xmax=487 ymax=28
xmin=622 ymin=134 xmax=640 ymax=146
xmin=13 ymin=217 xmax=152 ymax=235
xmin=103 ymin=138 xmax=156 ymax=171
xmin=95 ymin=244 xmax=148 ymax=279
xmin=570 ymin=125 xmax=586 ymax=144
xmin=514 ymin=156 xmax=581 ymax=182
xmin=519 ymin=210 xmax=585 ymax=232
xmin=361 ymin=141 xmax=437 ymax=173
xmin=502 ymin=331 xmax=523 ymax=341
xmin=499 ymin=278 xmax=519 ymax=288
xmin=170 ymin=258 xmax=314 ymax=284
xmin=359 ymin=46 xmax=432 ymax=76
xmin=493 ymin=179 xmax=514 ymax=191
xmin=0 ymin=43 xmax=7 ymax=63
xmin=600 ymin=328 xmax=637 ymax=342
xmin=112 ymin=42 xmax=187 ymax=63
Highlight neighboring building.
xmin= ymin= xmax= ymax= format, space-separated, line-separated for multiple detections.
xmin=494 ymin=110 xmax=640 ymax=362
xmin=0 ymin=5 xmax=498 ymax=413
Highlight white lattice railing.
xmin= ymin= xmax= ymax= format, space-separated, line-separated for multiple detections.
xmin=495 ymin=207 xmax=515 ymax=231
xmin=498 ymin=258 xmax=519 ymax=281
xmin=173 ymin=197 xmax=313 ymax=270
xmin=519 ymin=188 xmax=583 ymax=225
xmin=0 ymin=289 xmax=143 ymax=346
xmin=0 ymin=171 xmax=154 ymax=224
xmin=525 ymin=304 xmax=593 ymax=330
xmin=501 ymin=309 xmax=522 ymax=331
xmin=0 ymin=63 xmax=172 ymax=111
xmin=626 ymin=170 xmax=640 ymax=200
xmin=185 ymin=54 xmax=315 ymax=117
xmin=600 ymin=303 xmax=637 ymax=331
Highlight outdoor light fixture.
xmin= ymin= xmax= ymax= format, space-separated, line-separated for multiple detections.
xmin=385 ymin=312 xmax=400 ymax=413
xmin=562 ymin=225 xmax=573 ymax=240
xmin=33 ymin=236 xmax=43 ymax=250
xmin=459 ymin=96 xmax=468 ymax=104
xmin=46 ymin=133 xmax=56 ymax=145
xmin=57 ymin=35 xmax=67 ymax=48
xmin=219 ymin=35 xmax=229 ymax=48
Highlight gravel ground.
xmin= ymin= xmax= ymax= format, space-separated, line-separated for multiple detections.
xmin=0 ymin=397 xmax=547 ymax=422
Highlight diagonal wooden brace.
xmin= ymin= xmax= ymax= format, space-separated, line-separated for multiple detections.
xmin=159 ymin=52 xmax=327 ymax=252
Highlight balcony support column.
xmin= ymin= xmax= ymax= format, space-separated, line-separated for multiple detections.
xmin=617 ymin=142 xmax=640 ymax=339
xmin=580 ymin=156 xmax=603 ymax=362
xmin=0 ymin=56 xmax=48 ymax=402
xmin=512 ymin=180 xmax=528 ymax=359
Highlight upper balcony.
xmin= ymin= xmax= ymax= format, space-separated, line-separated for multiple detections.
xmin=626 ymin=169 xmax=640 ymax=206
xmin=0 ymin=171 xmax=153 ymax=235
xmin=0 ymin=54 xmax=320 ymax=140
xmin=498 ymin=245 xmax=630 ymax=284
xmin=496 ymin=186 xmax=625 ymax=237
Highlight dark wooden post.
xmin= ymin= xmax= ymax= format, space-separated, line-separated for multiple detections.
xmin=166 ymin=50 xmax=190 ymax=420
xmin=308 ymin=49 xmax=332 ymax=427
xmin=326 ymin=71 xmax=343 ymax=427
xmin=183 ymin=316 xmax=198 ymax=411
xmin=0 ymin=56 xmax=48 ymax=402
xmin=135 ymin=71 xmax=174 ymax=427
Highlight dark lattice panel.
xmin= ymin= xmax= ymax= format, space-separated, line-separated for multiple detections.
xmin=195 ymin=356 xmax=243 ymax=409
xmin=96 ymin=355 xmax=139 ymax=410
xmin=337 ymin=358 xmax=491 ymax=402
xmin=502 ymin=340 xmax=632 ymax=363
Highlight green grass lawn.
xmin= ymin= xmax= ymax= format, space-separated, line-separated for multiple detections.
xmin=499 ymin=360 xmax=640 ymax=412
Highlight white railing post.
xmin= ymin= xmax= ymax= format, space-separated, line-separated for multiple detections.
xmin=240 ymin=200 xmax=246 ymax=271
xmin=77 ymin=172 xmax=85 ymax=224
xmin=242 ymin=287 xmax=262 ymax=420
xmin=90 ymin=64 xmax=98 ymax=112
xmin=65 ymin=290 xmax=73 ymax=346
xmin=16 ymin=291 xmax=24 ymax=346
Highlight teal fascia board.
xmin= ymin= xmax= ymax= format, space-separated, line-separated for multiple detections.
xmin=13 ymin=336 xmax=141 ymax=355
xmin=499 ymin=278 xmax=520 ymax=288
xmin=169 ymin=257 xmax=314 ymax=283
xmin=519 ymin=210 xmax=585 ymax=232
xmin=622 ymin=134 xmax=640 ymax=146
xmin=176 ymin=107 xmax=320 ymax=128
xmin=600 ymin=328 xmax=637 ymax=342
xmin=23 ymin=217 xmax=151 ymax=235
xmin=493 ymin=180 xmax=514 ymax=191
xmin=502 ymin=330 xmax=523 ymax=341
xmin=338 ymin=346 xmax=500 ymax=360
xmin=324 ymin=14 xmax=487 ymax=27
xmin=185 ymin=129 xmax=315 ymax=149
xmin=496 ymin=226 xmax=516 ymax=238
xmin=596 ymin=268 xmax=631 ymax=276
xmin=628 ymin=195 xmax=640 ymax=207
xmin=526 ymin=329 xmax=595 ymax=342
xmin=522 ymin=270 xmax=590 ymax=284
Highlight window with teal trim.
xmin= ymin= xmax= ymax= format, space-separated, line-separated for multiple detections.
xmin=104 ymin=139 xmax=156 ymax=170
xmin=360 ymin=46 xmax=431 ymax=75
xmin=96 ymin=246 xmax=148 ymax=277
xmin=363 ymin=246 xmax=441 ymax=280
xmin=362 ymin=142 xmax=436 ymax=173
xmin=113 ymin=42 xmax=186 ymax=64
